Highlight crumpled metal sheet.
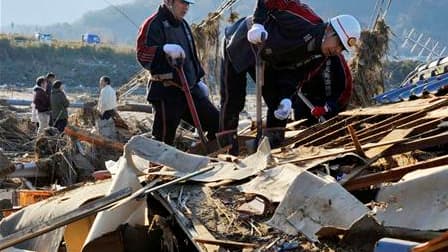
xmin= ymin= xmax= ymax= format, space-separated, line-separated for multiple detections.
xmin=125 ymin=135 xmax=210 ymax=172
xmin=237 ymin=153 xmax=366 ymax=203
xmin=267 ymin=171 xmax=369 ymax=242
xmin=0 ymin=181 xmax=112 ymax=252
xmin=375 ymin=165 xmax=448 ymax=231
xmin=237 ymin=164 xmax=304 ymax=203
xmin=148 ymin=137 xmax=271 ymax=182
xmin=83 ymin=152 xmax=146 ymax=249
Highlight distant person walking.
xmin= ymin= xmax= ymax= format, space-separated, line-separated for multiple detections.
xmin=97 ymin=76 xmax=117 ymax=120
xmin=33 ymin=76 xmax=51 ymax=135
xmin=51 ymin=80 xmax=70 ymax=133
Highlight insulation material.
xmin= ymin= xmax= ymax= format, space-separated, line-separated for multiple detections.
xmin=148 ymin=137 xmax=271 ymax=182
xmin=267 ymin=171 xmax=369 ymax=242
xmin=376 ymin=165 xmax=448 ymax=231
xmin=0 ymin=181 xmax=112 ymax=252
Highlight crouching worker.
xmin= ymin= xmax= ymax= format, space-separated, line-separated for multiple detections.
xmin=220 ymin=0 xmax=361 ymax=154
xmin=136 ymin=0 xmax=219 ymax=146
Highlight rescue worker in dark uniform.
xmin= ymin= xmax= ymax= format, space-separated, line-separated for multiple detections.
xmin=220 ymin=0 xmax=361 ymax=153
xmin=136 ymin=0 xmax=219 ymax=146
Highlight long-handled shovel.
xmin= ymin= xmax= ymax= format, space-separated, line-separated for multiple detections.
xmin=170 ymin=58 xmax=208 ymax=152
xmin=247 ymin=33 xmax=267 ymax=152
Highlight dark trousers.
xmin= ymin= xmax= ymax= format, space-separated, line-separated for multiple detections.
xmin=101 ymin=110 xmax=116 ymax=120
xmin=220 ymin=52 xmax=301 ymax=150
xmin=54 ymin=119 xmax=68 ymax=133
xmin=151 ymin=95 xmax=219 ymax=146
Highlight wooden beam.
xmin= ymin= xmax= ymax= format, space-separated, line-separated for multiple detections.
xmin=347 ymin=125 xmax=366 ymax=157
xmin=64 ymin=125 xmax=124 ymax=151
xmin=382 ymin=131 xmax=448 ymax=157
xmin=364 ymin=129 xmax=413 ymax=158
xmin=330 ymin=113 xmax=408 ymax=147
xmin=288 ymin=115 xmax=357 ymax=147
xmin=412 ymin=230 xmax=448 ymax=252
xmin=194 ymin=237 xmax=258 ymax=248
xmin=0 ymin=187 xmax=132 ymax=251
xmin=344 ymin=155 xmax=448 ymax=191
xmin=116 ymin=103 xmax=152 ymax=114
xmin=323 ymin=115 xmax=383 ymax=148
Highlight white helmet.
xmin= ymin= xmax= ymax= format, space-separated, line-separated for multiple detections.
xmin=329 ymin=15 xmax=361 ymax=53
xmin=163 ymin=0 xmax=195 ymax=5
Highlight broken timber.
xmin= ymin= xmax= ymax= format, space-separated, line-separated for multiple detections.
xmin=64 ymin=125 xmax=124 ymax=151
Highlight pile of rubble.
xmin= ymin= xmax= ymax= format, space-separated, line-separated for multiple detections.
xmin=0 ymin=94 xmax=447 ymax=251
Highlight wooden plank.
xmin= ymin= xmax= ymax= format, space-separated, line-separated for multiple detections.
xmin=344 ymin=118 xmax=443 ymax=149
xmin=364 ymin=129 xmax=413 ymax=158
xmin=64 ymin=125 xmax=124 ymax=151
xmin=325 ymin=113 xmax=407 ymax=148
xmin=383 ymin=131 xmax=448 ymax=157
xmin=412 ymin=230 xmax=448 ymax=252
xmin=193 ymin=238 xmax=258 ymax=249
xmin=0 ymin=187 xmax=132 ymax=251
xmin=340 ymin=97 xmax=447 ymax=116
xmin=347 ymin=125 xmax=366 ymax=157
xmin=344 ymin=155 xmax=448 ymax=191
xmin=191 ymin=218 xmax=220 ymax=252
xmin=279 ymin=137 xmax=411 ymax=165
xmin=335 ymin=99 xmax=448 ymax=147
xmin=339 ymin=129 xmax=413 ymax=185
xmin=424 ymin=105 xmax=448 ymax=119
xmin=288 ymin=115 xmax=358 ymax=147
xmin=282 ymin=115 xmax=344 ymax=146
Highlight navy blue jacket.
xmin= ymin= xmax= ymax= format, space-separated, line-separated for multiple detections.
xmin=136 ymin=5 xmax=205 ymax=101
xmin=225 ymin=0 xmax=326 ymax=73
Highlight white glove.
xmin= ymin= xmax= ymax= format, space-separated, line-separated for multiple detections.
xmin=197 ymin=80 xmax=210 ymax=97
xmin=247 ymin=24 xmax=268 ymax=44
xmin=274 ymin=98 xmax=292 ymax=120
xmin=163 ymin=44 xmax=185 ymax=60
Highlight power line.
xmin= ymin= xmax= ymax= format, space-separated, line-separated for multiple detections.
xmin=103 ymin=0 xmax=139 ymax=29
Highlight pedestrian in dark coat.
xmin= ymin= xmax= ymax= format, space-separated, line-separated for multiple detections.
xmin=51 ymin=80 xmax=70 ymax=133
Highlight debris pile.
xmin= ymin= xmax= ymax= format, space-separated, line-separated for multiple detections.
xmin=1 ymin=94 xmax=447 ymax=251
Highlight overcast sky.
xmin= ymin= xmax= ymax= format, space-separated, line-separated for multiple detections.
xmin=0 ymin=0 xmax=134 ymax=26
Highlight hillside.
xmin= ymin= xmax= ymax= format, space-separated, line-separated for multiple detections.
xmin=4 ymin=0 xmax=448 ymax=54
xmin=0 ymin=35 xmax=140 ymax=92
